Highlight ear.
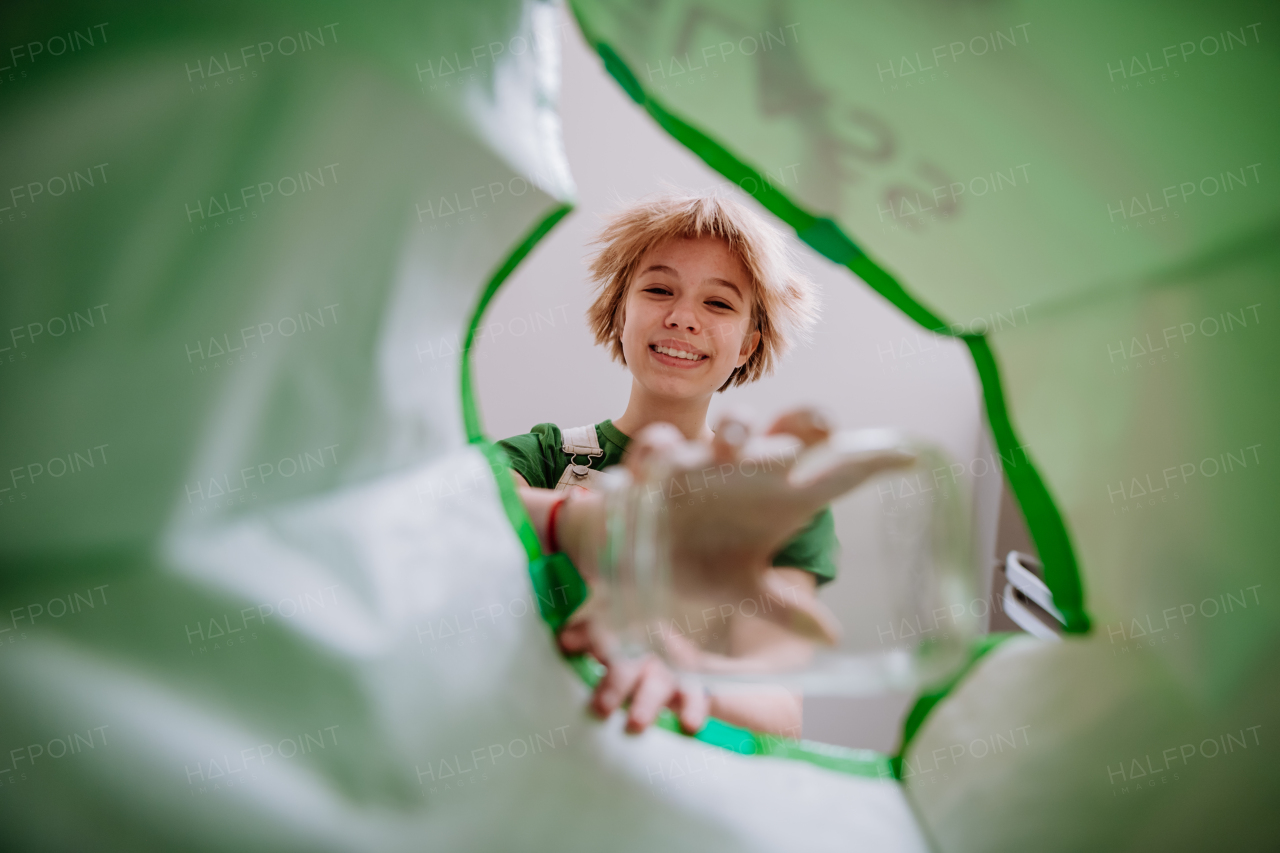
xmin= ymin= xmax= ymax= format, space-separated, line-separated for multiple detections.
xmin=736 ymin=328 xmax=761 ymax=368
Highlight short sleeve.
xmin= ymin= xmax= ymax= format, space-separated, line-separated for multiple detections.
xmin=772 ymin=507 xmax=839 ymax=585
xmin=495 ymin=423 xmax=563 ymax=490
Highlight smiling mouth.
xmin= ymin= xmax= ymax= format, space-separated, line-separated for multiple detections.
xmin=650 ymin=344 xmax=708 ymax=363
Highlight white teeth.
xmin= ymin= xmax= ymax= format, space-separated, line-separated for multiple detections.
xmin=654 ymin=345 xmax=703 ymax=361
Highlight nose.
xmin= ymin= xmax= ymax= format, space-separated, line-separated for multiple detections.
xmin=664 ymin=294 xmax=700 ymax=333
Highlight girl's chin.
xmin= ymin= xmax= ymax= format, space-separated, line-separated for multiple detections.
xmin=638 ymin=373 xmax=727 ymax=399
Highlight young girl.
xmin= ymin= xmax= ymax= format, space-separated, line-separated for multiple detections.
xmin=501 ymin=192 xmax=835 ymax=737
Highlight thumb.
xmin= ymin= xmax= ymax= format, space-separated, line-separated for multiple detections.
xmin=754 ymin=571 xmax=843 ymax=646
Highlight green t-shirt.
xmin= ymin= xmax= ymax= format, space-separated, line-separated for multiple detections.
xmin=497 ymin=420 xmax=839 ymax=584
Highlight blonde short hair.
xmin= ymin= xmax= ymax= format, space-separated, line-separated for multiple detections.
xmin=586 ymin=192 xmax=819 ymax=391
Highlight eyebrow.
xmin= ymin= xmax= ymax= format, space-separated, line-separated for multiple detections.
xmin=640 ymin=264 xmax=744 ymax=298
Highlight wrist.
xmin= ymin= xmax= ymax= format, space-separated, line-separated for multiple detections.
xmin=556 ymin=489 xmax=604 ymax=584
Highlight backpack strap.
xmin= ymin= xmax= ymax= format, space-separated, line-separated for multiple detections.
xmin=555 ymin=424 xmax=605 ymax=492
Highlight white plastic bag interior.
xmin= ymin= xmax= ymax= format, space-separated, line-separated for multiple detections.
xmin=3 ymin=449 xmax=930 ymax=852
xmin=0 ymin=0 xmax=931 ymax=848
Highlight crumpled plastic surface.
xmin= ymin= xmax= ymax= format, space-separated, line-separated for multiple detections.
xmin=569 ymin=0 xmax=1279 ymax=848
xmin=0 ymin=1 xmax=928 ymax=849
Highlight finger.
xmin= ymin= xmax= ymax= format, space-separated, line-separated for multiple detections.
xmin=671 ymin=682 xmax=710 ymax=734
xmin=591 ymin=656 xmax=644 ymax=719
xmin=793 ymin=447 xmax=917 ymax=507
xmin=765 ymin=408 xmax=832 ymax=448
xmin=626 ymin=658 xmax=677 ymax=733
xmin=784 ymin=595 xmax=842 ymax=645
xmin=622 ymin=422 xmax=686 ymax=479
xmin=710 ymin=411 xmax=752 ymax=465
xmin=556 ymin=618 xmax=593 ymax=656
xmin=747 ymin=563 xmax=844 ymax=645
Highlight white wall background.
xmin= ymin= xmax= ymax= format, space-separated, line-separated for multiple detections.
xmin=470 ymin=3 xmax=1003 ymax=752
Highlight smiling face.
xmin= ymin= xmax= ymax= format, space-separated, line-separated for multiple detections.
xmin=618 ymin=236 xmax=760 ymax=402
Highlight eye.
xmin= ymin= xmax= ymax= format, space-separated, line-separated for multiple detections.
xmin=707 ymin=299 xmax=733 ymax=310
xmin=643 ymin=285 xmax=672 ymax=296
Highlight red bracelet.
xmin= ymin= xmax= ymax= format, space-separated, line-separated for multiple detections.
xmin=546 ymin=493 xmax=569 ymax=553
